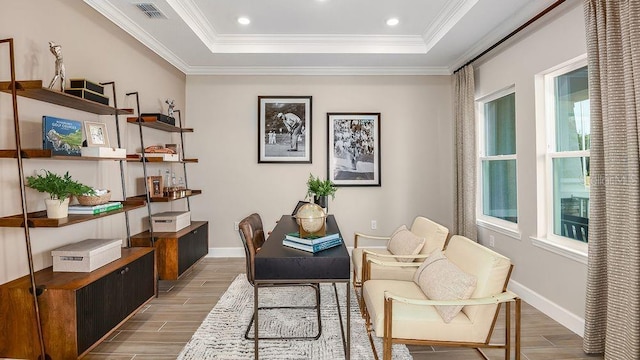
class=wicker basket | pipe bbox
[76,190,112,206]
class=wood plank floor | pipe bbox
[86,258,604,360]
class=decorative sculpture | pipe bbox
[47,41,65,91]
[165,99,175,118]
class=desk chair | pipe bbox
[238,213,322,340]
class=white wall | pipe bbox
[474,1,588,335]
[0,0,186,284]
[186,75,455,254]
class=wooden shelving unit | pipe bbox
[0,38,154,360]
[127,116,193,132]
[126,190,202,203]
[0,80,132,115]
[0,148,127,161]
[0,200,146,228]
[127,104,208,280]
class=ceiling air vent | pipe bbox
[135,3,167,19]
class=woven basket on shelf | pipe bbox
[76,190,111,206]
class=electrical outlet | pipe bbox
[371,220,377,230]
[234,221,240,231]
[489,235,495,247]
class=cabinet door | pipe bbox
[122,250,155,315]
[178,223,208,276]
[76,269,124,354]
[75,251,154,354]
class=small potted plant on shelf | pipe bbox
[305,173,337,210]
[26,170,94,219]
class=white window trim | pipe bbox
[534,54,589,260]
[476,85,519,232]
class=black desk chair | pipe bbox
[238,213,322,340]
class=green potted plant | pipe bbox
[26,170,94,218]
[305,173,337,209]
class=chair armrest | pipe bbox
[354,232,390,248]
[363,250,430,260]
[384,290,520,306]
[365,256,424,267]
[363,254,422,282]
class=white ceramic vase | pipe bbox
[45,198,70,219]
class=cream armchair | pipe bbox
[352,217,449,309]
[362,235,521,360]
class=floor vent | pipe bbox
[135,3,167,19]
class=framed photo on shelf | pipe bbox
[84,121,110,147]
[327,112,381,186]
[258,96,312,163]
[146,176,164,198]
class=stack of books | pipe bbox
[67,201,123,215]
[282,232,343,253]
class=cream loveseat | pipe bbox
[362,235,521,360]
[352,217,449,308]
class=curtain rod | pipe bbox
[454,0,567,74]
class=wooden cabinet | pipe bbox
[131,221,208,280]
[0,248,155,359]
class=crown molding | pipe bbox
[422,0,479,53]
[83,0,190,73]
[166,0,218,52]
[184,65,451,76]
[448,0,565,72]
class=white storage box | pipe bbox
[81,147,126,158]
[52,238,122,272]
[151,211,191,232]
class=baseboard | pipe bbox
[509,279,585,337]
[206,247,244,258]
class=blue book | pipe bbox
[42,116,83,156]
[285,232,341,245]
[282,237,343,253]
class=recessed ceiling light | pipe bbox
[237,17,250,25]
[386,18,399,26]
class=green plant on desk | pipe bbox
[306,173,337,200]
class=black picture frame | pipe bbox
[327,112,381,186]
[258,96,312,163]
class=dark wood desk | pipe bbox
[254,215,351,359]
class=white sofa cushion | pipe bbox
[386,225,425,262]
[413,250,477,323]
[363,279,488,343]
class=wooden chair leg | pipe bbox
[383,297,393,360]
[515,298,521,360]
[505,301,511,360]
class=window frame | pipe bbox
[476,85,519,234]
[535,55,589,258]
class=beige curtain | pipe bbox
[583,1,640,358]
[453,65,477,240]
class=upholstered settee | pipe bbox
[351,217,449,309]
[361,235,521,360]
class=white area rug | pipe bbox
[177,274,412,360]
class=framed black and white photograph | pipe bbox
[258,96,312,163]
[84,121,109,147]
[327,112,381,186]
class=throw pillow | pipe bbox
[413,250,477,323]
[386,225,425,263]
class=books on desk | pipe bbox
[67,201,123,215]
[285,232,341,245]
[283,232,342,253]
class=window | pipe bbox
[478,89,518,226]
[545,61,589,243]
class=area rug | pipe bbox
[177,274,412,360]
